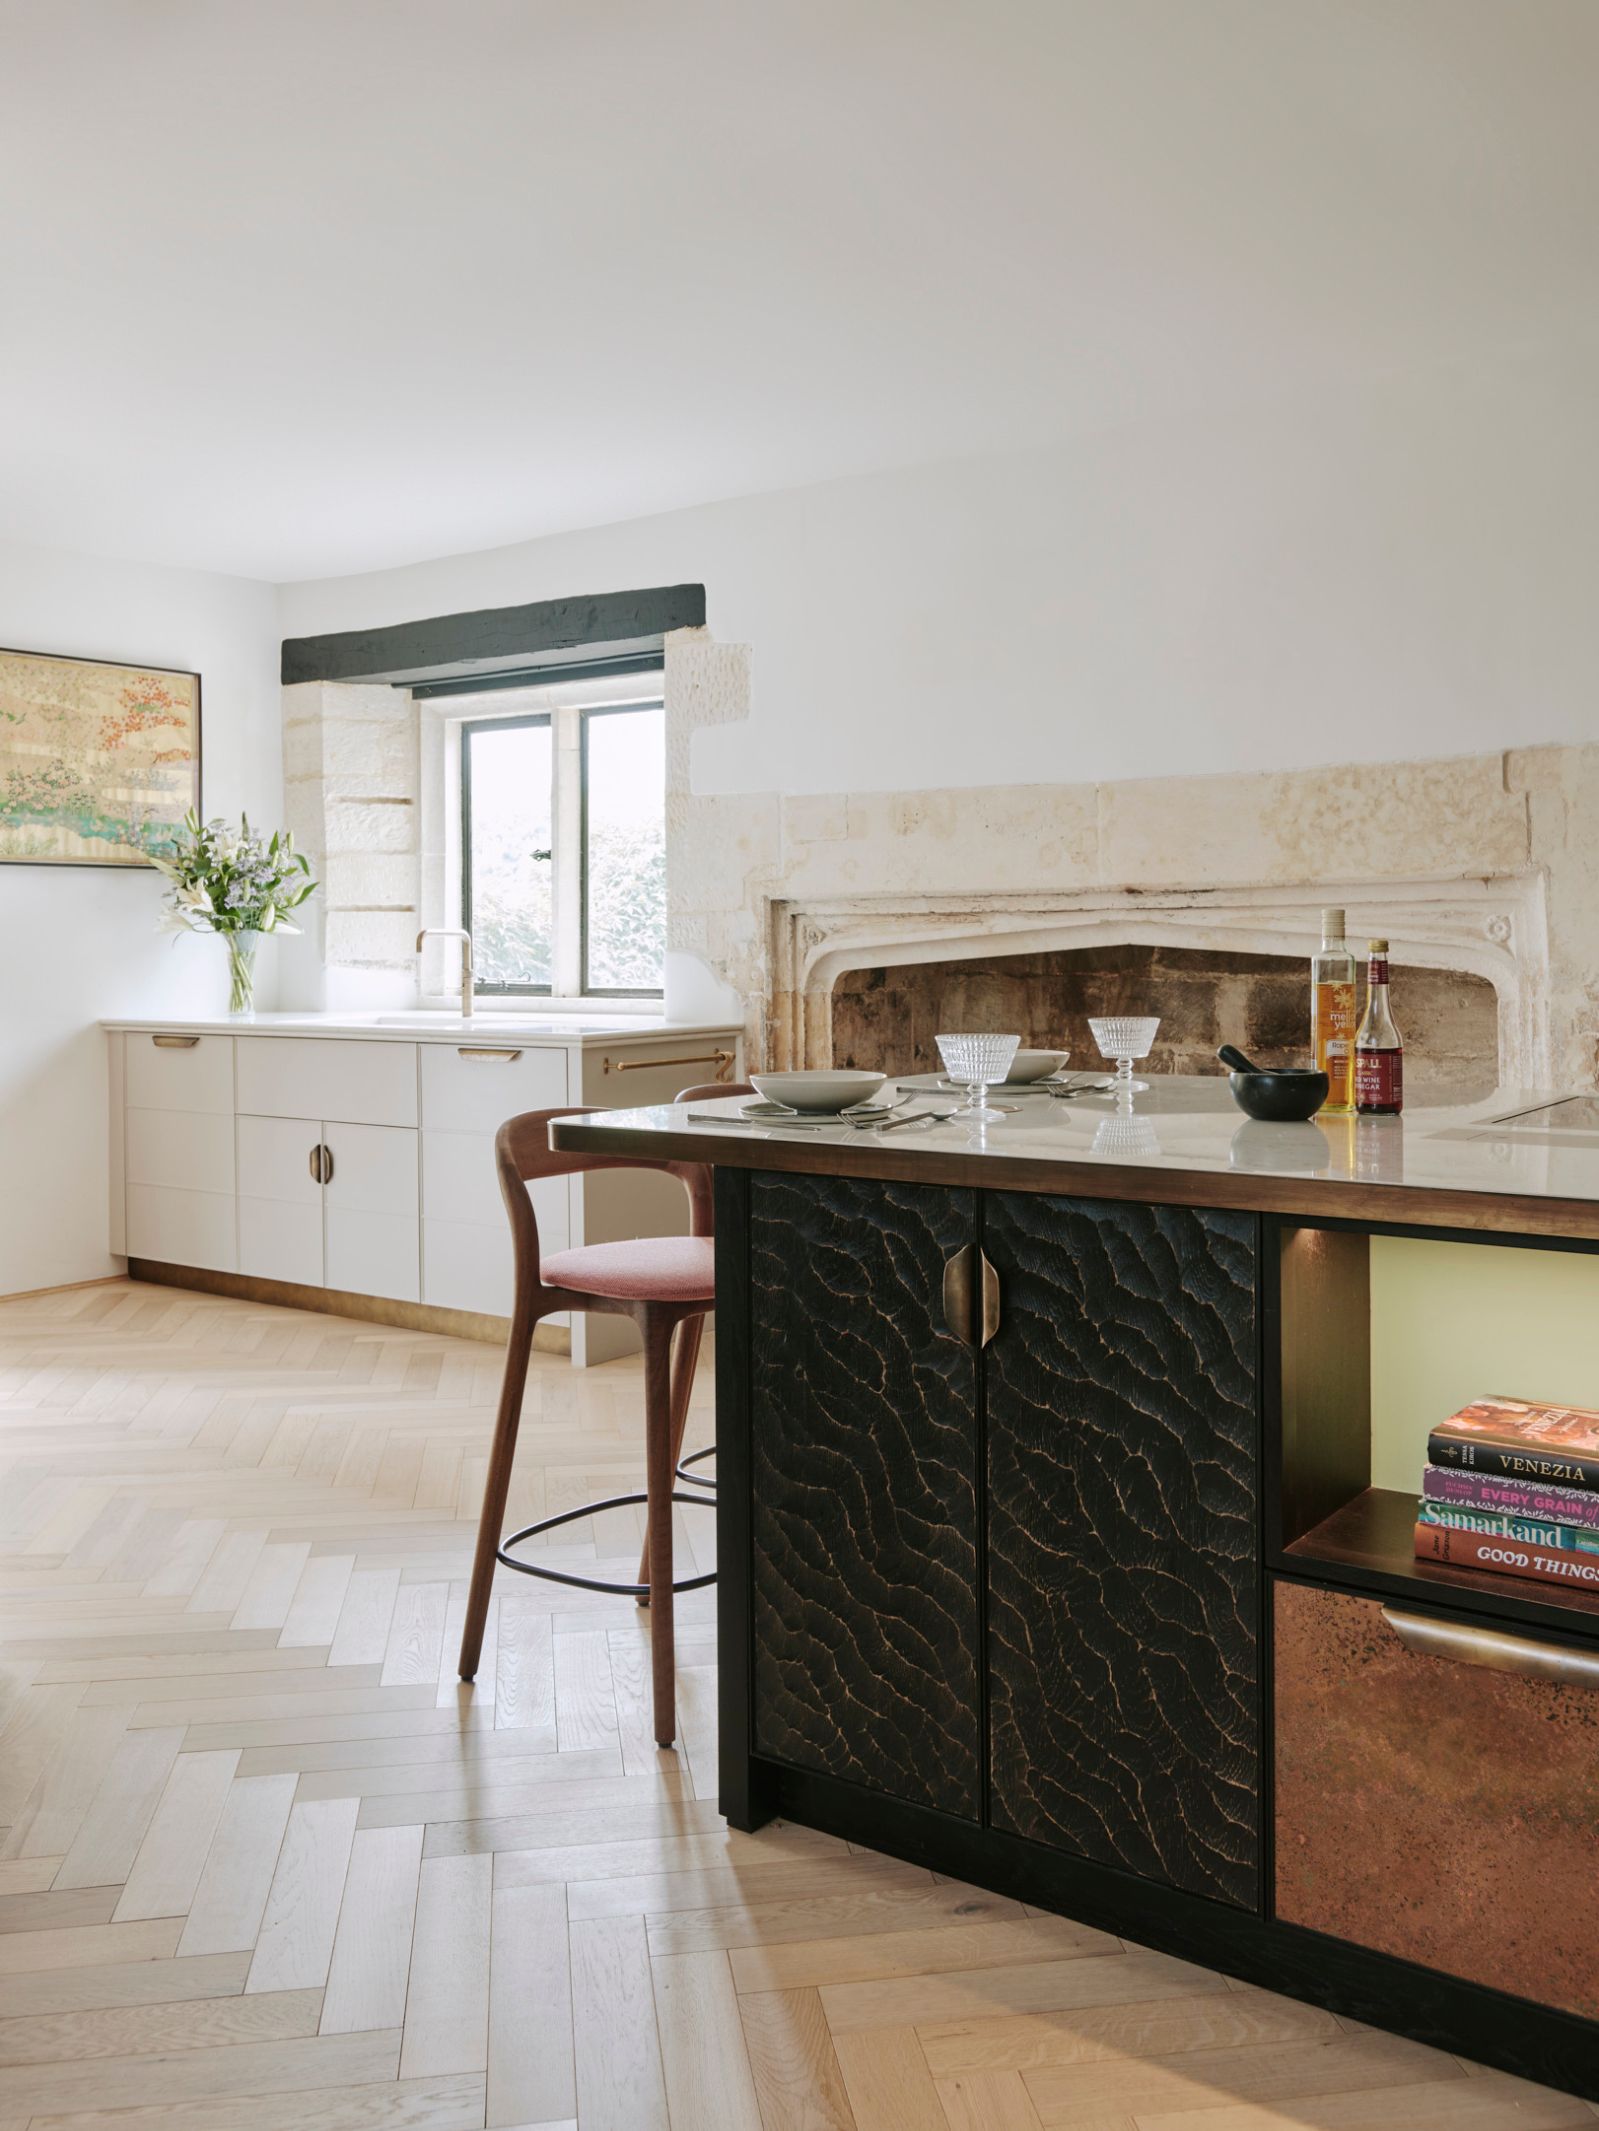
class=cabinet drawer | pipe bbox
[126,1184,237,1273]
[420,1043,567,1135]
[127,1107,234,1196]
[423,1218,514,1317]
[236,1038,418,1128]
[1274,1580,1599,2020]
[578,1038,738,1106]
[125,1032,234,1115]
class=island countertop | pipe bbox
[549,1075,1599,1239]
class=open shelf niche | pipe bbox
[1272,1219,1599,1632]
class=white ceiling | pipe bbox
[1,0,1595,582]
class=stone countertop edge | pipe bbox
[101,1013,743,1046]
[546,1076,1599,1232]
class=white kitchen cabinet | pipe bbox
[419,1043,569,1321]
[107,1017,743,1352]
[325,1124,419,1303]
[122,1032,237,1272]
[236,1036,418,1128]
[238,1114,324,1287]
[238,1114,420,1302]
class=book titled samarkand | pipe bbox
[1428,1397,1599,1494]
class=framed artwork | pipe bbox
[0,646,201,866]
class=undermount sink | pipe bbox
[373,1012,565,1031]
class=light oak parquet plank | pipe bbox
[1021,2032,1466,2126]
[0,1918,181,1979]
[831,2024,946,2131]
[486,1875,573,2128]
[0,1982,323,2066]
[177,1771,298,1958]
[397,1851,491,2079]
[0,2024,400,2119]
[246,1797,359,1995]
[1130,2072,1593,2131]
[738,1985,859,2131]
[328,1568,402,1668]
[730,1915,1118,1995]
[917,1988,1341,2078]
[653,1946,764,2131]
[573,1854,935,1925]
[0,1949,251,2018]
[114,1747,241,1920]
[570,1913,669,2131]
[937,2069,1047,2131]
[821,1951,1225,2038]
[321,1824,424,2037]
[280,1555,357,1649]
[52,1726,184,1891]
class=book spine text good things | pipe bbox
[1414,1521,1599,1589]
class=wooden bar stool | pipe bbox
[458,1080,752,1748]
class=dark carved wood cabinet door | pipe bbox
[747,1172,982,1819]
[984,1194,1261,1907]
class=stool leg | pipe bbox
[460,1298,538,1680]
[643,1309,679,1747]
[635,1311,706,1598]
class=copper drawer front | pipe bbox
[1274,1580,1599,2021]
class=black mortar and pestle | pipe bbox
[1217,1044,1329,1122]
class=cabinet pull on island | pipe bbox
[151,1034,200,1049]
[1382,1605,1599,1690]
[941,1243,1001,1347]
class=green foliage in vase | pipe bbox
[142,810,318,938]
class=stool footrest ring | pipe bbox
[675,1443,717,1491]
[498,1489,716,1598]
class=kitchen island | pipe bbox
[551,1077,1599,2099]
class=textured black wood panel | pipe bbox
[985,1194,1260,1907]
[748,1172,981,1818]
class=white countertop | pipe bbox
[550,1075,1599,1215]
[103,1011,742,1048]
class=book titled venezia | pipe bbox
[1427,1396,1599,1494]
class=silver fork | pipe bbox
[853,1105,961,1132]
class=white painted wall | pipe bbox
[281,352,1599,799]
[0,538,280,1294]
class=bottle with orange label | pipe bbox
[1311,906,1357,1113]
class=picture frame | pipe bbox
[0,645,202,867]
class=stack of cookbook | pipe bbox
[1414,1395,1599,1592]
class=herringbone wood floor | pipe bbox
[0,1278,1589,2131]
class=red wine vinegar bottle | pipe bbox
[1354,938,1403,1115]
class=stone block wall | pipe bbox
[281,681,420,1005]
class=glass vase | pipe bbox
[225,930,260,1018]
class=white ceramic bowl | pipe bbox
[1006,1050,1070,1083]
[750,1069,887,1114]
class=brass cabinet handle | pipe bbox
[309,1145,322,1184]
[151,1034,200,1049]
[978,1248,1001,1347]
[942,1246,1001,1348]
[457,1047,523,1061]
[1382,1606,1599,1690]
[321,1143,334,1185]
[603,1049,734,1079]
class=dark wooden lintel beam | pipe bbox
[280,583,706,687]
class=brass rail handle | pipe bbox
[457,1047,523,1061]
[1382,1606,1599,1690]
[151,1034,200,1049]
[602,1048,734,1079]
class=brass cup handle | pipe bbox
[151,1034,200,1049]
[308,1144,334,1186]
[942,1245,1001,1348]
[1382,1606,1599,1690]
[457,1047,523,1061]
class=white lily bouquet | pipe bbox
[148,810,318,1015]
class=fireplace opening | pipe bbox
[830,942,1498,1103]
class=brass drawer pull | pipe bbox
[942,1245,1001,1348]
[457,1047,523,1061]
[602,1048,734,1079]
[151,1034,200,1049]
[308,1143,335,1185]
[1382,1607,1599,1690]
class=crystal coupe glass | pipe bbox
[1088,1015,1160,1094]
[936,1032,1020,1123]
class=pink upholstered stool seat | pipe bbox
[539,1236,716,1304]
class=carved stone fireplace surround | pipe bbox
[663,630,1599,1104]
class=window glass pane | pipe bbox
[466,719,553,989]
[584,706,665,993]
